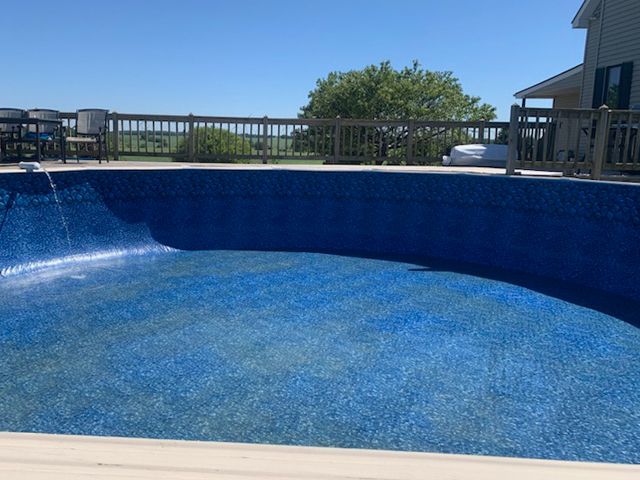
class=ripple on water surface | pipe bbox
[0,250,639,463]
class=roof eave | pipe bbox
[514,64,583,99]
[572,0,599,28]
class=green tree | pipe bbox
[296,61,496,164]
[300,60,495,121]
[177,127,253,162]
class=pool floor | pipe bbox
[0,250,639,463]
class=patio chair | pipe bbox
[0,108,25,161]
[25,109,64,161]
[0,108,25,133]
[65,109,109,163]
[26,109,60,137]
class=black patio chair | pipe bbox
[0,108,25,161]
[24,109,64,161]
[65,109,109,163]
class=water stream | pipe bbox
[41,167,72,249]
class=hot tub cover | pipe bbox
[442,144,508,167]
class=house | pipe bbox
[515,0,639,110]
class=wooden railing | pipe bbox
[506,105,640,179]
[59,112,508,165]
[30,108,640,179]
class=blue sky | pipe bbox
[2,0,585,120]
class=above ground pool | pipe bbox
[0,168,639,463]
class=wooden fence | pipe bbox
[59,112,508,165]
[506,105,640,179]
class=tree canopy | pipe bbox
[300,61,496,121]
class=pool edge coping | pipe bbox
[0,161,563,178]
[2,161,639,187]
[1,432,638,479]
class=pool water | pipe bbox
[1,250,639,463]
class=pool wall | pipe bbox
[0,169,639,301]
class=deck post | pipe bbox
[187,114,195,162]
[478,120,485,143]
[111,112,119,161]
[262,116,268,164]
[506,104,520,175]
[35,121,41,162]
[591,105,610,180]
[406,119,414,165]
[333,116,341,164]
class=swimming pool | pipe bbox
[0,168,639,463]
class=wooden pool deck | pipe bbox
[1,432,638,480]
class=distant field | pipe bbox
[112,130,326,164]
[119,156,174,162]
[121,156,325,165]
[114,132,297,155]
[114,132,181,155]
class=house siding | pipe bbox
[553,92,581,108]
[580,0,640,108]
[580,4,601,108]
